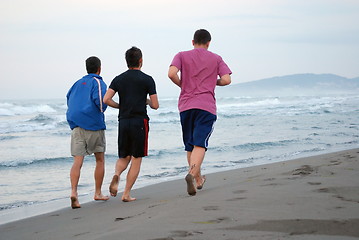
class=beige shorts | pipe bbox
[71,127,106,156]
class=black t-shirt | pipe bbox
[109,70,157,120]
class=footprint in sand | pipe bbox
[261,182,281,187]
[228,219,359,237]
[344,154,356,159]
[150,231,203,240]
[291,165,315,176]
[170,230,193,237]
[263,177,276,181]
[203,206,219,211]
[335,206,345,209]
[287,176,300,180]
[314,186,359,203]
[73,231,90,237]
[316,188,330,193]
[149,238,174,240]
[261,177,282,186]
[233,190,247,194]
[307,182,322,185]
[226,197,247,201]
[328,160,342,166]
[193,217,231,224]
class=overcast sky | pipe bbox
[1,0,358,99]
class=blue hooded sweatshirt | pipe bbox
[66,74,107,130]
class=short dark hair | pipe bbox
[86,56,101,74]
[125,47,142,68]
[193,29,211,45]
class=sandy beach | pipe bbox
[1,148,358,240]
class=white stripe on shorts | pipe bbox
[204,120,216,148]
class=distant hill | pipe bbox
[216,73,359,97]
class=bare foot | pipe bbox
[185,174,196,196]
[122,196,136,202]
[109,175,119,197]
[70,196,81,209]
[94,194,109,201]
[197,175,206,190]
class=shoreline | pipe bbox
[0,147,353,225]
[1,148,359,239]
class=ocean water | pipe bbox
[0,94,358,216]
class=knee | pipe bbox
[95,158,105,167]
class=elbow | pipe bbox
[168,73,176,82]
[103,96,114,106]
[226,78,232,85]
[225,75,232,85]
[168,67,179,81]
[152,104,159,110]
[222,75,231,86]
[103,97,110,105]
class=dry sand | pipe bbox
[1,148,358,240]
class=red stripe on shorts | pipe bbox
[143,119,149,156]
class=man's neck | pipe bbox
[194,44,208,49]
[193,41,210,49]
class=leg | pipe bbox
[188,146,206,186]
[93,152,109,201]
[185,146,206,196]
[187,150,202,179]
[109,156,131,197]
[182,110,216,195]
[187,151,191,167]
[70,156,84,208]
[122,157,142,202]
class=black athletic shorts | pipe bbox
[118,118,149,158]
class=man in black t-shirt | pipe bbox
[104,46,159,202]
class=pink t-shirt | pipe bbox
[170,48,232,115]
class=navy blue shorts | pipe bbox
[180,109,217,151]
[118,118,149,158]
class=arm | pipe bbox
[168,66,181,87]
[217,74,231,86]
[103,88,120,109]
[147,94,159,110]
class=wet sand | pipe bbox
[1,148,358,240]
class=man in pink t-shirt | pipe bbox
[168,29,232,196]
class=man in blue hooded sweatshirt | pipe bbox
[66,56,109,209]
